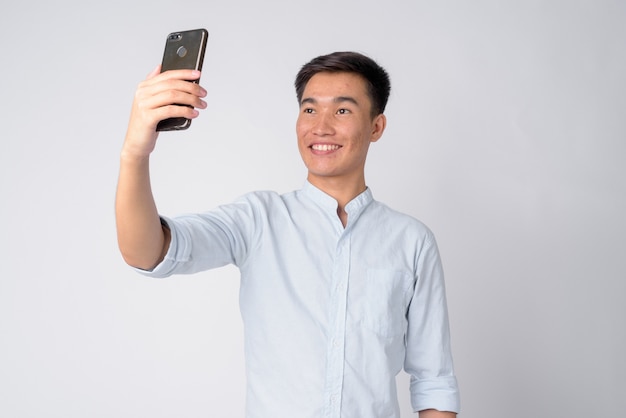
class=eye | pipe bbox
[303,108,315,114]
[337,108,351,115]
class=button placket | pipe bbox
[323,232,351,418]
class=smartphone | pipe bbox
[156,28,209,131]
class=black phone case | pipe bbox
[156,28,208,131]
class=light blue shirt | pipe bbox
[139,181,460,417]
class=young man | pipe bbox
[116,51,460,417]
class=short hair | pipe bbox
[295,51,391,117]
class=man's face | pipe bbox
[296,71,386,188]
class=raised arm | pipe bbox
[419,409,456,418]
[115,66,207,270]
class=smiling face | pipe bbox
[296,71,386,191]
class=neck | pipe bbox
[307,174,366,226]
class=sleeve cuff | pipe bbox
[132,216,179,278]
[410,376,461,414]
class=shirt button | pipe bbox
[330,394,338,404]
[333,339,341,348]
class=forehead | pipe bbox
[302,71,370,99]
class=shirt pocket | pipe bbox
[357,268,414,339]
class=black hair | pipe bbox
[295,51,391,117]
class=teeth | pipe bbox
[312,144,340,151]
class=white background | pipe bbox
[1,1,624,417]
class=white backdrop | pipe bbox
[1,1,624,417]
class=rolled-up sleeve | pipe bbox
[134,196,259,278]
[404,232,460,413]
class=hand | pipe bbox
[122,66,208,159]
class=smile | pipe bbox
[311,144,341,151]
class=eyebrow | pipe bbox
[300,96,360,107]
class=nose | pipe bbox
[312,112,335,136]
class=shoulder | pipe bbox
[227,189,302,219]
[367,200,436,243]
[235,189,282,203]
[234,189,297,208]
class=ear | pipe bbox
[370,114,387,143]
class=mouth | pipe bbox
[310,143,341,152]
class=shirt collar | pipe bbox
[302,180,374,226]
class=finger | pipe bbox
[147,89,207,111]
[146,64,162,79]
[138,71,205,97]
[160,68,201,81]
[133,87,207,127]
[137,78,207,106]
[145,69,201,86]
[156,104,201,121]
[142,104,201,131]
[130,95,203,134]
